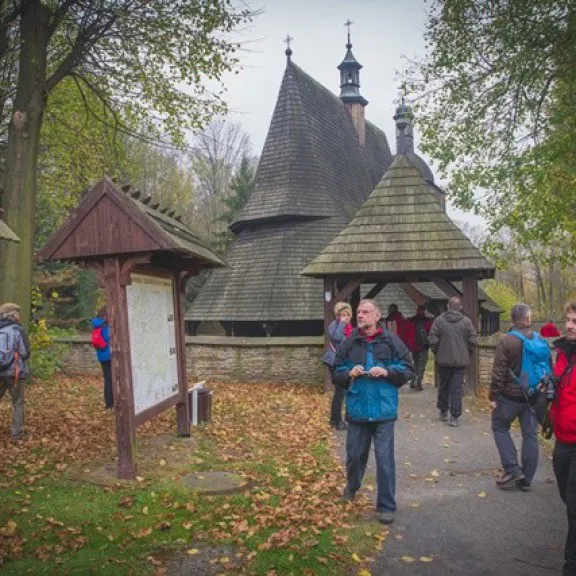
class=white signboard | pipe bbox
[126,273,179,415]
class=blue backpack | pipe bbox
[509,330,552,395]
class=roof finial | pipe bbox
[344,18,353,48]
[284,34,293,59]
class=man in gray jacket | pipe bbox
[428,297,478,427]
[0,302,31,440]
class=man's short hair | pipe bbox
[566,302,576,315]
[359,299,381,316]
[448,297,461,310]
[388,303,398,313]
[511,303,531,323]
[0,302,20,319]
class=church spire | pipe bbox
[284,34,293,61]
[394,89,414,154]
[337,20,368,106]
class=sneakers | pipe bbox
[449,416,459,427]
[378,511,395,524]
[331,421,348,430]
[341,487,356,502]
[439,410,448,422]
[496,472,523,490]
[516,477,531,492]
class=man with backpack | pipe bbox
[408,305,432,391]
[0,303,31,440]
[490,303,551,491]
[91,307,113,409]
[550,302,576,576]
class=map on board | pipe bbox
[126,273,179,415]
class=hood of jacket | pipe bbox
[92,317,106,329]
[0,318,18,330]
[554,336,576,357]
[443,310,465,323]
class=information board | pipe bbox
[126,273,179,415]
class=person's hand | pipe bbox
[489,401,497,410]
[349,365,365,378]
[339,312,351,324]
[369,366,389,378]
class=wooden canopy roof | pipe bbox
[302,155,495,280]
[39,176,224,271]
[0,209,19,242]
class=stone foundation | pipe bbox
[56,335,499,389]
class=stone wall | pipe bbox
[56,335,500,390]
[57,335,325,386]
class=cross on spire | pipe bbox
[284,34,293,59]
[344,19,353,46]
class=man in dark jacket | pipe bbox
[408,305,433,391]
[332,299,415,525]
[489,303,545,491]
[428,296,477,427]
[0,302,31,440]
[551,302,576,576]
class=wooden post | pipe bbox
[462,275,479,395]
[323,278,336,392]
[102,258,138,479]
[174,273,190,437]
[350,286,360,326]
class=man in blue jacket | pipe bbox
[333,299,415,524]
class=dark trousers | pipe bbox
[101,360,113,409]
[553,442,576,576]
[346,421,396,512]
[412,349,428,388]
[436,366,465,418]
[330,385,345,425]
[491,396,538,483]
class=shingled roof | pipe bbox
[189,59,392,322]
[302,155,495,280]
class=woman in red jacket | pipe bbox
[551,302,576,576]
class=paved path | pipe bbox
[336,385,566,575]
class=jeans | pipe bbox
[330,385,345,425]
[346,421,396,512]
[0,377,25,437]
[412,349,428,388]
[553,442,576,576]
[491,396,538,483]
[101,360,114,409]
[437,366,465,418]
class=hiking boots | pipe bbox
[378,511,395,524]
[449,416,459,427]
[496,472,524,490]
[516,477,532,492]
[439,410,449,422]
[341,488,356,503]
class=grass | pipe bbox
[0,376,384,575]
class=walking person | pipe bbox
[91,307,113,409]
[333,299,415,524]
[490,303,550,491]
[0,303,31,440]
[322,302,354,430]
[428,296,477,427]
[551,302,576,575]
[408,305,432,391]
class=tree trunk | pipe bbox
[0,1,51,326]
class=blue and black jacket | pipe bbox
[332,328,415,423]
[91,317,111,363]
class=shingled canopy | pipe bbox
[0,208,19,242]
[39,176,224,478]
[188,55,393,337]
[302,155,496,392]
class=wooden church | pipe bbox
[187,37,499,337]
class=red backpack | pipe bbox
[91,326,107,350]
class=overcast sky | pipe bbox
[215,0,484,228]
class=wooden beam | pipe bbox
[400,283,428,307]
[462,275,479,395]
[174,272,191,437]
[334,278,363,303]
[364,283,386,300]
[432,278,461,298]
[323,278,336,392]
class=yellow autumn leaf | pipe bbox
[478,491,487,498]
[186,549,200,555]
[402,556,416,563]
[431,470,440,477]
[358,570,372,576]
[351,552,362,562]
[420,556,434,562]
